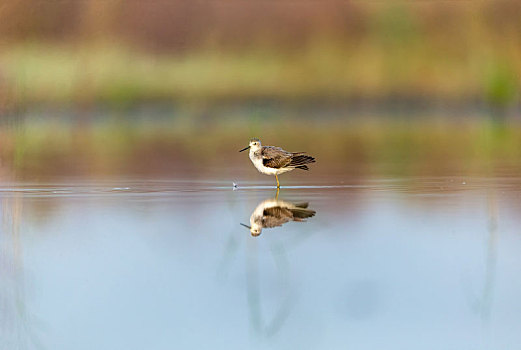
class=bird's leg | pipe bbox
[276,174,280,188]
[275,187,280,200]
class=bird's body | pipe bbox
[240,139,315,187]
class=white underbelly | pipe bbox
[251,157,291,175]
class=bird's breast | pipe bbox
[250,156,267,172]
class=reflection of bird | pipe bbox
[239,138,316,188]
[242,198,316,236]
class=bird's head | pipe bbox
[239,138,262,153]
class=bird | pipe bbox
[241,198,316,236]
[239,138,316,188]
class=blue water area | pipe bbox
[1,178,521,349]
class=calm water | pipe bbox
[1,176,521,349]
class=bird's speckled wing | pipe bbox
[262,146,292,169]
[262,207,293,228]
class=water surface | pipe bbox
[2,175,521,349]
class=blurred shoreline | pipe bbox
[0,0,519,179]
[1,109,521,181]
[2,0,519,111]
[1,42,518,111]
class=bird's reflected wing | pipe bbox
[289,207,316,221]
[262,146,292,169]
[262,207,292,228]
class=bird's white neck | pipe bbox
[249,146,261,160]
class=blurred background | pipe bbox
[0,0,519,180]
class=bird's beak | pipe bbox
[240,223,251,229]
[239,146,250,152]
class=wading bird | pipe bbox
[239,138,316,188]
[241,198,316,236]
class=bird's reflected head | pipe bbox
[249,216,263,236]
[250,224,262,237]
[240,222,262,236]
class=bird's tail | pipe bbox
[290,153,316,169]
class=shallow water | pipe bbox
[1,176,521,349]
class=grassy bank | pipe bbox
[1,41,519,108]
[2,116,521,180]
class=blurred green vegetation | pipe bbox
[2,116,521,180]
[484,61,520,108]
[0,1,519,108]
